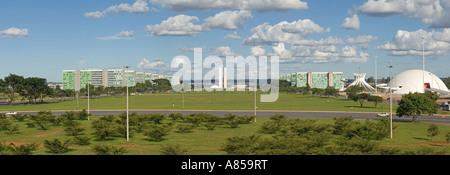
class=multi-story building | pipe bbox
[280,72,344,90]
[62,69,174,91]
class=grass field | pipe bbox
[0,93,397,113]
[1,115,449,155]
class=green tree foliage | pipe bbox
[143,124,172,142]
[44,139,72,154]
[91,115,119,141]
[427,124,439,141]
[4,74,25,103]
[160,144,189,155]
[396,92,440,123]
[26,111,56,130]
[345,85,365,101]
[368,95,383,108]
[152,79,172,92]
[19,77,51,104]
[324,86,339,97]
[91,144,127,155]
[355,93,370,108]
[0,143,39,155]
[225,115,397,155]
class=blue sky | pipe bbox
[1,0,449,82]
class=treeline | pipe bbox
[0,73,173,104]
[0,74,56,104]
[279,80,340,97]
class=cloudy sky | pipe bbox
[1,0,449,82]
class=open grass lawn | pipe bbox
[0,93,397,113]
[1,116,449,155]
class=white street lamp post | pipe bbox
[254,74,257,123]
[422,36,425,93]
[87,82,90,120]
[124,66,130,142]
[388,65,393,139]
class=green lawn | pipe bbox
[0,93,396,113]
[1,116,449,155]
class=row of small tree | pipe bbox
[224,114,450,155]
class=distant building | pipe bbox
[280,72,344,90]
[62,69,176,91]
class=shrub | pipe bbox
[91,116,118,141]
[203,121,218,130]
[4,124,19,135]
[91,144,127,155]
[0,118,12,131]
[160,144,189,155]
[333,116,354,135]
[76,109,89,120]
[12,113,28,122]
[336,117,390,140]
[427,124,439,141]
[143,124,172,142]
[259,114,288,134]
[183,114,203,127]
[148,113,166,124]
[238,115,255,124]
[176,124,196,133]
[73,136,91,146]
[223,113,241,128]
[6,143,39,155]
[44,139,72,154]
[168,113,183,121]
[259,121,281,134]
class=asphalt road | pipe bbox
[15,109,450,125]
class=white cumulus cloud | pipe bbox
[376,29,450,57]
[149,0,308,12]
[341,14,360,30]
[243,19,327,46]
[250,46,266,56]
[0,27,29,38]
[85,0,150,18]
[212,46,237,56]
[203,10,252,31]
[357,0,450,28]
[145,14,203,36]
[224,32,241,39]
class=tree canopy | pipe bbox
[396,92,440,123]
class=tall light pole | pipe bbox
[375,56,377,93]
[254,72,257,123]
[124,66,130,142]
[87,82,90,120]
[388,65,393,139]
[422,36,425,93]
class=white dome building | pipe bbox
[387,69,449,95]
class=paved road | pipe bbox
[15,109,450,125]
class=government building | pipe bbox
[62,69,175,91]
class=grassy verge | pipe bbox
[1,114,449,155]
[0,93,396,113]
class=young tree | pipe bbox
[345,85,364,100]
[368,95,383,108]
[427,124,439,142]
[396,92,440,123]
[352,93,369,108]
